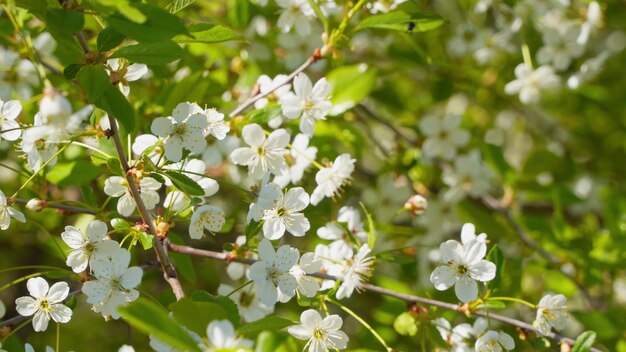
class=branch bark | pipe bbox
[106,115,185,300]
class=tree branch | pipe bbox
[166,242,602,352]
[106,115,185,300]
[229,50,322,118]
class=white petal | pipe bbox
[241,124,266,147]
[151,117,176,137]
[49,304,72,323]
[15,296,37,316]
[86,220,108,242]
[454,275,478,303]
[47,282,69,303]
[430,265,458,291]
[27,277,49,299]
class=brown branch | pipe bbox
[229,50,323,118]
[167,242,602,352]
[107,115,185,300]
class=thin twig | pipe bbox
[106,115,185,300]
[229,51,322,117]
[166,242,602,352]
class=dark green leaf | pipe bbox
[45,9,85,34]
[107,4,189,43]
[97,26,126,52]
[77,65,110,102]
[63,63,84,80]
[106,157,124,176]
[97,85,136,132]
[118,298,202,352]
[238,316,294,336]
[354,11,444,33]
[572,331,597,352]
[189,291,240,327]
[161,170,204,196]
[171,298,230,336]
[112,41,184,65]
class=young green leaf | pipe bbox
[572,331,597,352]
[238,316,295,336]
[112,41,184,65]
[354,11,444,33]
[173,23,243,44]
[97,26,126,53]
[107,4,189,43]
[161,170,204,196]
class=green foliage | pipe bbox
[160,170,205,196]
[118,298,202,352]
[45,160,103,186]
[97,27,126,53]
[239,316,295,336]
[354,11,444,33]
[326,64,377,115]
[174,23,243,44]
[112,41,185,65]
[393,312,418,336]
[572,331,597,352]
[107,4,189,43]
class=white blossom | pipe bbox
[189,205,225,239]
[230,124,290,179]
[533,294,568,335]
[262,187,310,240]
[104,176,162,217]
[15,277,72,332]
[249,239,299,306]
[247,174,282,223]
[273,133,317,187]
[336,244,374,299]
[279,252,322,302]
[151,102,208,162]
[288,309,349,352]
[310,153,355,206]
[217,284,273,322]
[276,0,315,36]
[442,150,493,202]
[205,320,253,351]
[504,63,560,104]
[61,220,118,273]
[419,114,470,160]
[0,99,22,141]
[475,330,515,352]
[537,26,584,71]
[202,108,229,140]
[0,189,25,230]
[82,248,143,320]
[105,58,148,96]
[281,73,332,137]
[430,238,496,303]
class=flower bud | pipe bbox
[26,198,47,212]
[404,195,428,215]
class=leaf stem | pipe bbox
[487,296,537,309]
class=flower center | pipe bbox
[175,123,187,135]
[313,328,326,341]
[39,299,51,313]
[456,265,468,275]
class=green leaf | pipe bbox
[354,11,444,33]
[45,160,103,186]
[107,4,189,43]
[359,202,377,249]
[136,231,154,250]
[111,218,132,229]
[161,170,204,196]
[45,9,85,34]
[244,104,282,124]
[15,0,47,11]
[77,65,110,102]
[173,23,242,44]
[245,220,262,238]
[189,291,240,327]
[97,26,126,52]
[118,298,202,352]
[106,157,124,176]
[112,41,184,65]
[160,0,196,13]
[63,64,84,80]
[172,298,227,336]
[326,64,377,115]
[238,316,294,336]
[486,244,504,292]
[97,85,136,132]
[572,331,597,352]
[393,312,418,336]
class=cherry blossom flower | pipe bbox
[0,189,25,230]
[189,205,225,239]
[442,150,493,202]
[433,317,488,351]
[276,0,315,36]
[0,99,22,141]
[310,154,355,206]
[249,239,299,306]
[105,58,148,96]
[202,108,229,140]
[15,277,72,332]
[419,113,470,160]
[218,284,273,322]
[281,73,332,137]
[104,176,162,217]
[288,309,349,352]
[475,330,515,352]
[61,220,118,273]
[230,123,290,179]
[205,320,253,350]
[537,26,584,71]
[151,102,208,162]
[430,238,496,303]
[533,294,568,335]
[274,133,317,187]
[247,174,282,223]
[82,248,143,320]
[336,244,374,299]
[262,187,310,240]
[504,63,560,104]
[279,252,322,302]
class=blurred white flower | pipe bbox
[15,277,72,332]
[0,99,22,141]
[442,150,493,202]
[205,320,253,350]
[276,0,315,36]
[0,189,25,230]
[504,63,560,104]
[288,309,349,352]
[419,114,470,160]
[537,26,584,71]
